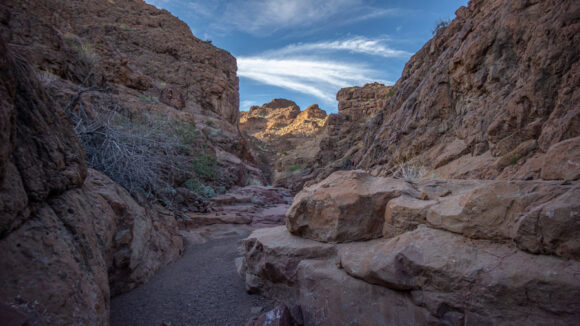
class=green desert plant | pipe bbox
[286,164,301,174]
[191,154,217,180]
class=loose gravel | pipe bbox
[110,230,274,326]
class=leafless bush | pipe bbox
[67,93,205,204]
[396,162,427,182]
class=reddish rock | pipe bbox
[541,136,580,181]
[286,170,419,242]
[160,86,186,110]
[339,226,580,325]
[0,34,182,325]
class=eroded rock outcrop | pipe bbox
[351,0,580,180]
[5,0,264,208]
[0,32,182,325]
[239,173,580,325]
[240,99,328,187]
[286,170,419,242]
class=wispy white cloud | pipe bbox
[238,57,391,104]
[237,36,404,103]
[240,100,259,109]
[265,36,411,58]
[214,0,399,36]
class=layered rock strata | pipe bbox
[238,170,580,325]
[240,99,328,187]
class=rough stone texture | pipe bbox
[541,136,580,181]
[339,226,580,325]
[238,226,336,299]
[159,86,186,110]
[351,0,580,179]
[239,1,580,325]
[241,176,580,325]
[4,0,262,199]
[179,186,292,228]
[515,184,580,260]
[277,83,395,193]
[286,170,419,242]
[296,260,437,326]
[336,82,393,120]
[0,32,183,325]
[240,99,328,186]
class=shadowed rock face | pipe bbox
[4,0,264,199]
[238,0,580,325]
[0,8,185,326]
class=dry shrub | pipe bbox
[67,93,213,205]
[396,162,427,182]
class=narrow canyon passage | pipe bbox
[110,226,275,326]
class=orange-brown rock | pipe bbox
[0,33,182,325]
[352,0,579,179]
[240,99,328,187]
[278,83,395,193]
[540,136,580,181]
[336,82,393,120]
[4,0,263,201]
[240,177,580,325]
[339,226,580,325]
[286,170,419,242]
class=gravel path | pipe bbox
[110,228,274,326]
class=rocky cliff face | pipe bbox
[354,0,579,179]
[269,83,393,193]
[0,26,182,325]
[238,0,580,325]
[5,0,263,209]
[240,99,328,187]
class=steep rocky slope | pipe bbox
[238,0,580,325]
[240,99,328,186]
[0,25,182,325]
[0,0,268,324]
[5,0,264,211]
[353,0,579,179]
[269,83,394,192]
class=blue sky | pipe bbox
[145,0,467,113]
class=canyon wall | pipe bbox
[0,29,182,324]
[0,0,262,324]
[6,0,264,209]
[238,0,580,325]
[240,99,328,188]
[354,0,579,179]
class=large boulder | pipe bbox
[339,226,580,325]
[238,226,336,299]
[286,171,420,242]
[541,136,580,181]
[286,170,420,242]
[381,179,578,260]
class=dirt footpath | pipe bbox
[110,226,274,326]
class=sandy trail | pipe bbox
[110,226,274,326]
